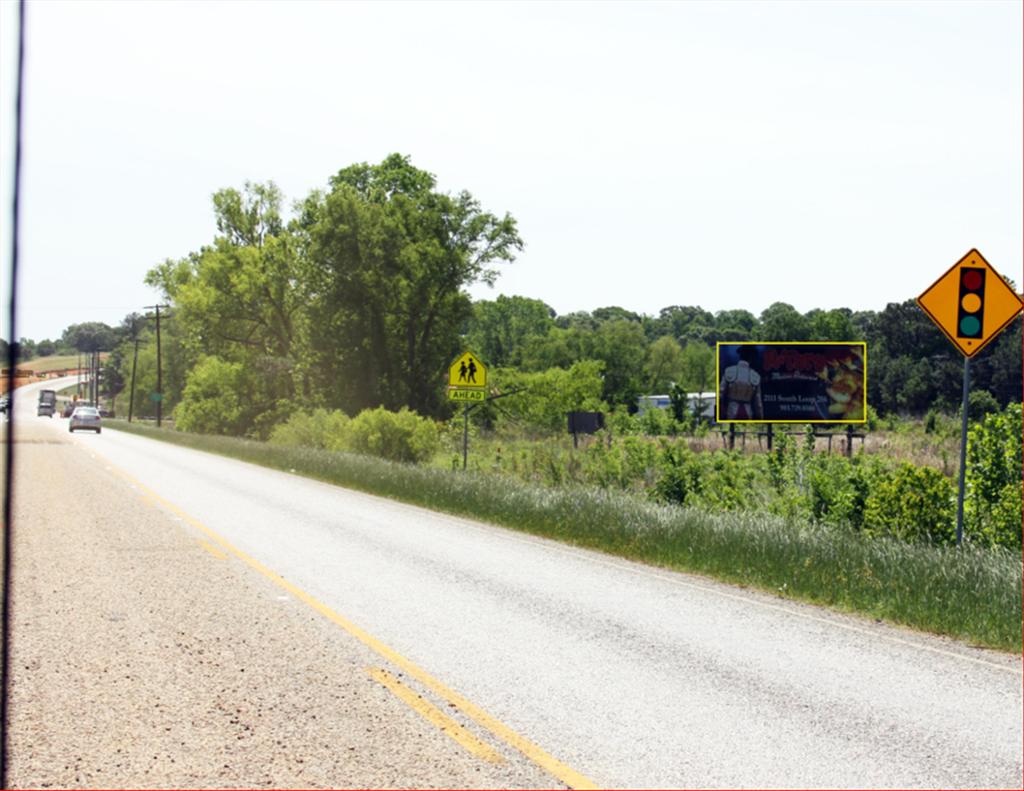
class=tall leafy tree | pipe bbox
[644,335,685,393]
[466,295,555,368]
[303,154,522,416]
[758,302,811,341]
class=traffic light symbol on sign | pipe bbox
[956,267,985,339]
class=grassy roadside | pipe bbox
[107,419,1022,653]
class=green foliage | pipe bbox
[304,154,522,417]
[466,296,555,368]
[966,389,1000,421]
[965,403,1022,549]
[268,408,351,452]
[492,360,607,433]
[805,454,882,530]
[174,356,249,436]
[643,335,685,393]
[863,463,956,545]
[345,406,440,464]
[678,342,715,393]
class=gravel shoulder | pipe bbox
[4,415,557,789]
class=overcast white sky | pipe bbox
[1,0,1021,342]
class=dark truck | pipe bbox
[37,389,56,417]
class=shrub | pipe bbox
[652,444,702,505]
[346,406,440,464]
[269,408,351,451]
[806,454,882,531]
[491,360,607,433]
[965,403,1022,549]
[966,389,1001,422]
[174,356,248,436]
[863,463,956,544]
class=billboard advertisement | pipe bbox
[716,343,867,423]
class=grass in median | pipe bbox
[107,419,1022,653]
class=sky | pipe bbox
[1,0,1021,342]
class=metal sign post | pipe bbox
[954,357,970,546]
[917,249,1023,547]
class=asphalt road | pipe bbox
[5,379,1022,788]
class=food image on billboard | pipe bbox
[716,343,867,423]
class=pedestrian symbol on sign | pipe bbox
[448,352,486,388]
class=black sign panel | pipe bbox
[716,343,866,423]
[567,411,605,434]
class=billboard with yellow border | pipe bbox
[716,342,867,423]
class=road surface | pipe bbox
[4,379,1022,788]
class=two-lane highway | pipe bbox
[6,380,1022,788]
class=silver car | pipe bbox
[69,406,102,434]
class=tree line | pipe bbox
[6,154,1020,435]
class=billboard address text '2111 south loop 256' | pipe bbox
[716,343,867,424]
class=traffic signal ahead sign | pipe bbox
[917,249,1023,358]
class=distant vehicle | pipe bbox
[63,400,92,417]
[636,391,716,421]
[69,406,101,434]
[38,388,57,417]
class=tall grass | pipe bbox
[108,420,1022,652]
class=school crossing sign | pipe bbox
[448,352,487,402]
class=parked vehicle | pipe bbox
[69,406,102,433]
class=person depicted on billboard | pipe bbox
[720,345,764,420]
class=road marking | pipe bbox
[366,667,504,764]
[105,462,599,790]
[197,539,228,560]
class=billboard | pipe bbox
[716,343,866,423]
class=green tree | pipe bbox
[758,302,810,341]
[146,182,310,418]
[61,322,117,353]
[587,319,648,407]
[714,308,758,338]
[678,342,715,393]
[519,326,588,371]
[303,154,522,417]
[645,335,685,393]
[491,360,607,432]
[174,355,250,435]
[806,308,856,341]
[465,295,555,368]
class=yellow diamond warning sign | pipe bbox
[448,352,486,388]
[917,249,1023,358]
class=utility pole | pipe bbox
[145,305,169,427]
[128,338,139,423]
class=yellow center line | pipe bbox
[197,539,228,560]
[367,667,504,764]
[111,463,599,790]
